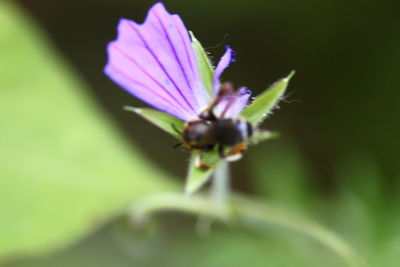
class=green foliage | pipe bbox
[4,224,331,267]
[248,131,279,144]
[129,192,367,267]
[185,151,220,194]
[241,71,295,126]
[124,107,184,139]
[190,31,214,96]
[0,1,176,262]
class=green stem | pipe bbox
[130,192,368,267]
[232,196,368,267]
[211,160,230,217]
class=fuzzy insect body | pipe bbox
[181,86,254,163]
[183,117,252,148]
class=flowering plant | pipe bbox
[103,7,365,265]
[105,2,293,194]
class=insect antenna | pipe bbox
[171,142,183,150]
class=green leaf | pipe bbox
[241,71,295,125]
[185,151,221,195]
[190,31,214,96]
[249,130,279,144]
[0,1,177,262]
[124,106,184,140]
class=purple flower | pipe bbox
[104,2,250,121]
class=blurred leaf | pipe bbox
[241,71,295,125]
[8,221,324,267]
[129,192,368,267]
[0,1,176,262]
[124,106,184,140]
[190,31,214,96]
[184,151,220,195]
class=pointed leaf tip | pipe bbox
[124,106,184,139]
[241,71,294,125]
[284,70,296,83]
[124,106,141,114]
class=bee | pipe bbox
[174,83,254,168]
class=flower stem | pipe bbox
[211,160,230,217]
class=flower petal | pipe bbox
[226,87,251,117]
[105,3,208,121]
[213,87,251,118]
[212,45,236,96]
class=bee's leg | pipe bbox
[225,144,248,162]
[199,109,217,122]
[218,82,234,96]
[194,153,213,170]
[201,144,215,152]
[171,123,183,135]
[193,146,215,169]
[218,145,226,158]
[199,83,234,121]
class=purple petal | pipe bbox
[213,87,251,118]
[104,3,208,121]
[212,46,236,97]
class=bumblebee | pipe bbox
[175,83,254,167]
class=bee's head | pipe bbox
[182,120,215,148]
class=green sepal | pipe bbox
[124,106,184,140]
[190,31,214,96]
[249,130,279,145]
[185,150,221,195]
[241,71,295,125]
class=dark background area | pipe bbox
[16,0,400,194]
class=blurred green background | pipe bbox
[1,0,400,266]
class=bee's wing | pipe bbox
[105,3,209,121]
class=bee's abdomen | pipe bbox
[213,118,253,146]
